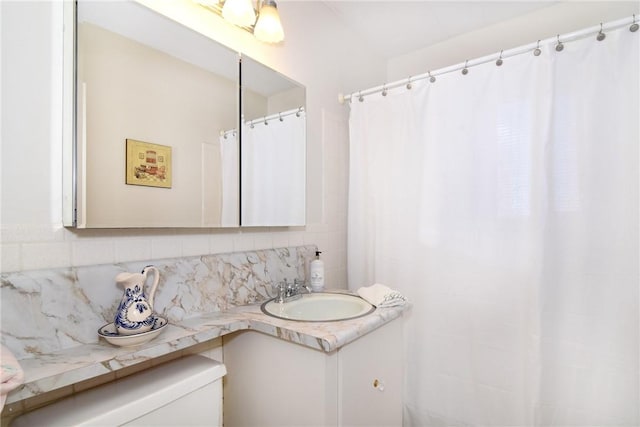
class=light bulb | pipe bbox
[222,0,256,27]
[254,0,284,43]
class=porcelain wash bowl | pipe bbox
[261,292,375,322]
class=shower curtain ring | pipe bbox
[382,85,388,96]
[555,35,564,52]
[462,60,469,75]
[597,23,606,41]
[496,50,504,66]
[279,113,283,122]
[631,14,639,32]
[428,71,436,83]
[533,40,542,56]
[406,76,413,90]
[358,92,364,102]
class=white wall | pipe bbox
[0,1,386,288]
[387,1,639,81]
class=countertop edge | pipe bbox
[6,303,409,404]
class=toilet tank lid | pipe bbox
[11,355,226,427]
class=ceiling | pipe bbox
[322,1,559,59]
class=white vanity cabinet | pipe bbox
[222,318,403,427]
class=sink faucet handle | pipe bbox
[286,280,296,295]
[295,278,312,294]
[274,281,287,302]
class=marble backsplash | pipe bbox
[0,245,317,360]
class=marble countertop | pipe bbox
[8,300,407,404]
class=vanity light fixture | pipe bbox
[195,0,285,43]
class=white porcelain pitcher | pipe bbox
[114,265,160,335]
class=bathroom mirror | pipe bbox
[75,0,239,228]
[71,0,306,228]
[240,56,306,226]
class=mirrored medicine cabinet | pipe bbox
[64,0,306,228]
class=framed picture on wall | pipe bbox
[125,139,172,188]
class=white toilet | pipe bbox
[12,355,226,426]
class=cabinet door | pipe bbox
[338,319,403,426]
[223,330,338,427]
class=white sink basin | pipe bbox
[261,292,375,322]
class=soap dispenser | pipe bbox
[310,251,325,292]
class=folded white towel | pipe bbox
[357,283,407,308]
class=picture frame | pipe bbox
[125,139,172,188]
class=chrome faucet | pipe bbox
[274,279,311,303]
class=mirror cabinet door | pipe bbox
[76,1,239,228]
[240,55,306,227]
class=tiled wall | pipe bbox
[0,226,348,287]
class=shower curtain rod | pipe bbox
[245,106,305,127]
[338,15,637,104]
[219,106,305,138]
[220,128,237,138]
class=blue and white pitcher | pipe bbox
[114,265,160,335]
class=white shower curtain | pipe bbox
[241,110,306,226]
[348,24,638,426]
[220,132,239,227]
